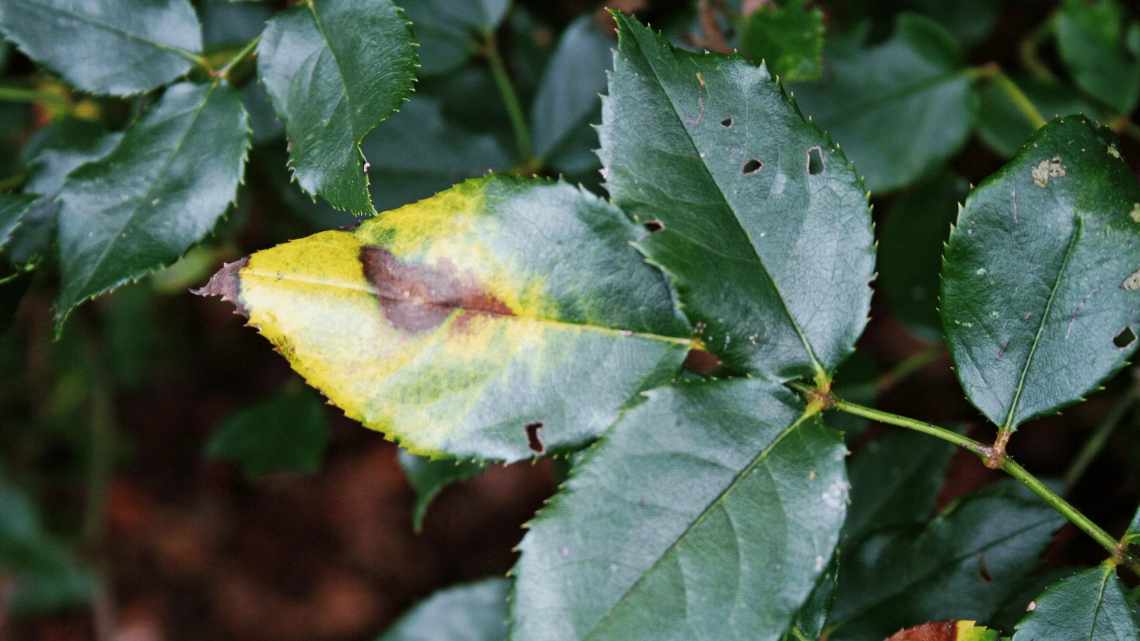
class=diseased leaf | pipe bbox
[0,0,203,96]
[739,0,824,82]
[886,621,999,641]
[941,117,1140,432]
[845,430,956,543]
[397,450,482,531]
[363,96,511,212]
[600,14,874,381]
[1012,564,1140,641]
[206,388,329,477]
[793,14,975,193]
[531,16,611,164]
[376,578,509,641]
[257,0,418,214]
[510,378,848,641]
[879,174,968,340]
[55,82,249,332]
[1056,0,1140,114]
[196,176,693,462]
[977,76,1101,158]
[827,482,1064,641]
[399,0,510,76]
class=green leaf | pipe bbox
[510,379,848,641]
[879,174,968,340]
[195,176,693,462]
[739,0,824,82]
[600,13,874,381]
[844,430,956,543]
[1012,563,1139,641]
[257,0,418,214]
[910,0,1002,48]
[199,0,271,50]
[531,16,611,164]
[206,387,329,477]
[0,0,203,96]
[793,14,975,193]
[1126,504,1140,544]
[399,0,510,76]
[787,553,840,641]
[397,450,482,531]
[0,193,38,255]
[1056,0,1140,114]
[827,481,1064,641]
[977,76,1102,158]
[363,96,512,212]
[941,117,1140,432]
[55,81,249,332]
[376,578,509,641]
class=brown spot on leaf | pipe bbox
[886,621,956,641]
[525,422,544,453]
[683,348,722,375]
[360,246,514,333]
[192,257,250,317]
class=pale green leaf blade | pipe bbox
[397,450,482,531]
[739,0,824,82]
[376,578,509,641]
[257,0,418,214]
[195,176,694,462]
[510,379,848,641]
[1056,0,1140,114]
[941,117,1140,431]
[1012,564,1140,641]
[793,14,975,193]
[55,81,250,332]
[827,482,1064,641]
[206,388,329,478]
[531,16,611,163]
[0,0,202,96]
[599,13,874,381]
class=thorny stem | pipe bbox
[483,34,533,165]
[1064,386,1139,492]
[215,35,261,81]
[969,64,1047,129]
[792,383,1140,577]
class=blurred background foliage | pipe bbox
[0,1,1138,640]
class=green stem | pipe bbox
[484,35,533,164]
[845,344,943,398]
[216,35,261,81]
[1063,388,1139,492]
[817,392,1140,576]
[970,64,1047,129]
[0,86,70,109]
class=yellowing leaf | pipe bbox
[196,176,693,461]
[886,620,1000,641]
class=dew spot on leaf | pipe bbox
[525,422,544,453]
[742,159,764,175]
[1114,327,1136,348]
[807,146,824,175]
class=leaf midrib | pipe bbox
[10,0,199,62]
[622,24,824,375]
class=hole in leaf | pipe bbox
[807,146,825,175]
[525,422,544,453]
[1114,327,1136,348]
[977,554,993,582]
[721,116,733,127]
[643,219,665,233]
[742,159,763,175]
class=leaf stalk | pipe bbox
[216,35,261,81]
[483,34,534,165]
[970,63,1047,129]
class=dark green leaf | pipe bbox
[399,0,510,76]
[199,0,271,50]
[363,96,511,211]
[600,14,874,381]
[0,0,203,96]
[827,481,1064,641]
[879,173,967,340]
[510,379,848,641]
[845,430,956,543]
[1127,504,1140,543]
[0,193,37,254]
[990,566,1080,631]
[1011,564,1139,641]
[793,14,975,193]
[531,16,611,164]
[253,146,358,231]
[941,117,1140,432]
[910,0,1002,48]
[257,0,418,214]
[739,0,824,82]
[397,450,482,531]
[1056,0,1140,114]
[786,552,839,641]
[55,81,249,332]
[977,76,1102,158]
[376,578,509,641]
[242,81,284,146]
[206,387,329,477]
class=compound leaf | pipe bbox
[941,117,1140,432]
[0,0,202,96]
[376,578,509,641]
[258,0,418,214]
[510,378,848,641]
[55,81,249,332]
[600,13,873,382]
[1012,564,1140,641]
[196,176,693,462]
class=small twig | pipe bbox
[970,63,1047,129]
[483,34,533,165]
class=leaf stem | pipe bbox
[970,64,1047,129]
[810,389,1140,576]
[483,34,533,164]
[216,36,261,81]
[0,85,70,109]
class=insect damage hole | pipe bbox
[807,146,825,175]
[720,116,733,127]
[742,159,763,175]
[643,219,665,232]
[525,422,545,453]
[1114,327,1136,348]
